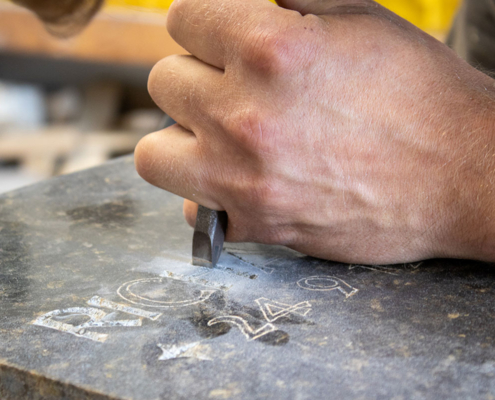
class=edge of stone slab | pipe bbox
[0,155,135,200]
[0,360,123,400]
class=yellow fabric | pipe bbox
[375,0,460,31]
[106,0,461,32]
[107,0,174,9]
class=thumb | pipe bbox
[183,199,198,228]
[275,0,370,15]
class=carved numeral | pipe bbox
[208,316,276,341]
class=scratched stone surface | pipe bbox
[0,156,494,400]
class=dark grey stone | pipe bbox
[0,156,494,399]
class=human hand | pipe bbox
[135,0,495,264]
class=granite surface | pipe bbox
[0,156,494,400]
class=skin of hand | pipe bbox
[134,0,495,264]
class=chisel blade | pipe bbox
[192,205,228,267]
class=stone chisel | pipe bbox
[192,205,228,267]
[158,116,228,267]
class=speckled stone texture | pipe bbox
[0,156,494,400]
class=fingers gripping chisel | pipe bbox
[192,206,228,267]
[159,116,228,268]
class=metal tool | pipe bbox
[192,205,228,267]
[158,116,228,267]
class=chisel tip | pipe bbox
[192,206,228,267]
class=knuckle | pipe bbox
[223,106,277,153]
[241,26,294,75]
[239,13,325,76]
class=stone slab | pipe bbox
[0,156,494,399]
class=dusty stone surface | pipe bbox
[0,156,494,399]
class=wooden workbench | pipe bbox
[0,1,185,67]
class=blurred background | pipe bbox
[0,0,461,193]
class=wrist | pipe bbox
[472,105,495,261]
[436,88,495,261]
